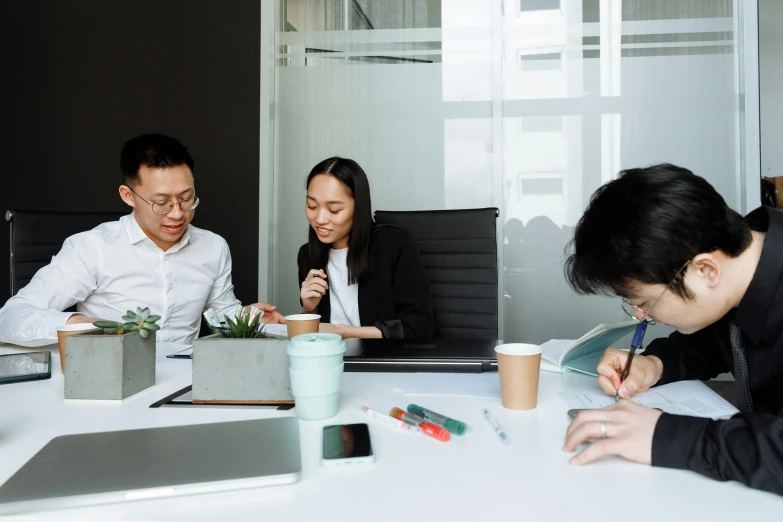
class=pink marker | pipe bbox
[361,406,420,433]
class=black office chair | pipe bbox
[374,208,499,339]
[6,210,128,296]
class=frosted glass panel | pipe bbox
[501,0,741,344]
[273,1,493,317]
[267,0,754,343]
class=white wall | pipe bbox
[760,0,783,178]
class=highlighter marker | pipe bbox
[389,407,450,442]
[361,406,420,433]
[407,404,467,435]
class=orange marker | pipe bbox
[389,407,450,442]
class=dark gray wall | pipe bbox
[0,0,260,306]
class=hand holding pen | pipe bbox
[615,321,648,401]
[596,321,664,400]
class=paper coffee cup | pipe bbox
[56,323,98,372]
[285,314,321,337]
[495,343,542,411]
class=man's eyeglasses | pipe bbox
[126,186,200,215]
[620,259,691,326]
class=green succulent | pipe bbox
[210,310,270,339]
[93,307,161,338]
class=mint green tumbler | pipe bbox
[287,333,346,420]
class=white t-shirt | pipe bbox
[327,247,361,327]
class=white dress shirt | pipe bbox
[326,247,360,327]
[0,213,243,356]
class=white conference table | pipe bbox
[0,343,780,521]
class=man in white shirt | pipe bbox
[0,134,284,356]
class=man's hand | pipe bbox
[248,303,286,324]
[66,315,102,325]
[563,400,663,466]
[597,348,664,399]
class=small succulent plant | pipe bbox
[93,307,161,338]
[210,310,271,339]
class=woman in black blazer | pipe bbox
[297,157,434,339]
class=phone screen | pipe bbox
[0,352,51,381]
[322,423,373,460]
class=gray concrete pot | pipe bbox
[64,329,156,400]
[192,334,293,404]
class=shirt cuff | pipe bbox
[44,311,82,339]
[642,338,681,385]
[651,413,711,471]
[375,320,404,339]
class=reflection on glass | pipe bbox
[271,1,746,346]
[501,0,740,343]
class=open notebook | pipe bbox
[541,320,638,376]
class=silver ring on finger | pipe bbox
[600,421,607,439]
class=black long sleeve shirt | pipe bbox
[644,206,783,496]
[297,225,435,339]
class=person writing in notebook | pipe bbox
[297,156,434,339]
[562,164,783,496]
[0,134,284,356]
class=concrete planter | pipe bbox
[64,329,156,400]
[192,334,293,404]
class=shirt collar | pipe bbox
[734,206,783,345]
[123,213,192,252]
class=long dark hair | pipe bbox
[306,157,374,285]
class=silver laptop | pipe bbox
[0,417,301,515]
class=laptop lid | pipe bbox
[0,417,301,515]
[344,338,501,373]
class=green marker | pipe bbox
[407,404,467,436]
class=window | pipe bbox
[519,0,561,12]
[519,51,562,71]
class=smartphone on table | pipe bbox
[321,423,375,468]
[0,351,51,385]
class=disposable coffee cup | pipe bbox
[495,343,542,411]
[56,323,98,372]
[285,314,321,337]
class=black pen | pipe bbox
[615,320,649,402]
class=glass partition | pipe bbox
[267,0,758,344]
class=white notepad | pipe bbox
[540,320,638,376]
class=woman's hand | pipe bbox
[318,322,345,338]
[300,269,328,313]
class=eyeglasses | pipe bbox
[126,186,200,215]
[621,259,691,326]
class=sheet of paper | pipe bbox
[562,380,739,419]
[262,323,289,337]
[390,372,501,399]
[540,339,574,372]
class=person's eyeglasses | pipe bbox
[126,186,200,215]
[620,259,691,326]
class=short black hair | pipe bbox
[120,134,195,186]
[564,163,751,299]
[306,157,374,285]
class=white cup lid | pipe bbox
[285,314,321,321]
[57,323,98,332]
[495,343,542,356]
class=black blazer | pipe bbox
[297,225,434,338]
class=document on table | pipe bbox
[390,373,501,399]
[261,324,289,337]
[562,380,739,419]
